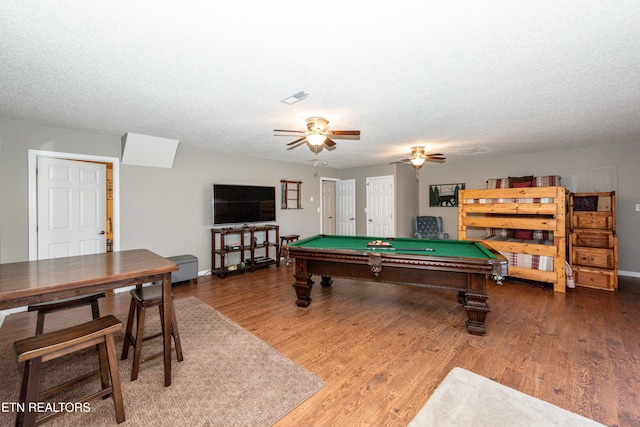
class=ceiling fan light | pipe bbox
[410,157,426,167]
[306,133,326,146]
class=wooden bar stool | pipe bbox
[279,234,300,259]
[14,315,125,426]
[28,292,106,335]
[121,283,183,381]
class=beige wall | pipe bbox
[0,119,121,263]
[1,118,638,275]
[394,165,420,238]
[416,142,640,275]
[119,141,335,267]
[0,119,338,267]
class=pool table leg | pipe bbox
[461,291,490,335]
[292,259,314,307]
[458,274,491,335]
[320,276,333,287]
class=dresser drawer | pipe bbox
[573,266,617,291]
[571,231,615,248]
[571,247,615,269]
[572,212,613,230]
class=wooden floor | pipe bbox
[2,265,639,426]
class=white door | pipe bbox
[366,175,395,237]
[336,179,356,236]
[37,157,107,259]
[321,180,336,234]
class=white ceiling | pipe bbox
[1,1,639,169]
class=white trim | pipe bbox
[0,306,27,315]
[619,270,640,278]
[28,149,120,260]
[0,305,28,328]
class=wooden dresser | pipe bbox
[569,191,618,291]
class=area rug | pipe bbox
[0,297,324,426]
[408,367,604,427]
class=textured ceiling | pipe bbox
[1,1,639,168]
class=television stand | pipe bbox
[211,225,279,278]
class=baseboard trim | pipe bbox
[619,270,640,278]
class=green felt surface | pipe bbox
[289,235,497,259]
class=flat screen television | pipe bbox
[212,184,276,225]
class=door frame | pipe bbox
[28,149,121,260]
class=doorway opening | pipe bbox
[320,177,356,236]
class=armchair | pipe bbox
[413,216,449,239]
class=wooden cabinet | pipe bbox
[569,192,618,291]
[211,225,279,278]
[571,211,614,229]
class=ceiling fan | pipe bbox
[307,158,328,177]
[274,116,360,152]
[393,146,446,181]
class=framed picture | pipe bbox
[429,183,465,207]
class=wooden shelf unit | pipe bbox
[569,192,618,291]
[458,186,568,292]
[211,225,280,278]
[281,180,302,209]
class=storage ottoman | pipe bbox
[167,255,198,285]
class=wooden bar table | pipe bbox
[0,249,178,386]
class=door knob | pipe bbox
[98,230,106,235]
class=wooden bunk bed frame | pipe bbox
[458,186,568,293]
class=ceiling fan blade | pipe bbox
[324,138,336,147]
[287,140,307,150]
[330,130,360,136]
[274,129,306,134]
[425,153,443,156]
[330,130,360,140]
[287,137,307,146]
[426,158,446,163]
[330,135,360,141]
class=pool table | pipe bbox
[283,235,508,335]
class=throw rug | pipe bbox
[0,297,324,426]
[408,367,604,427]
